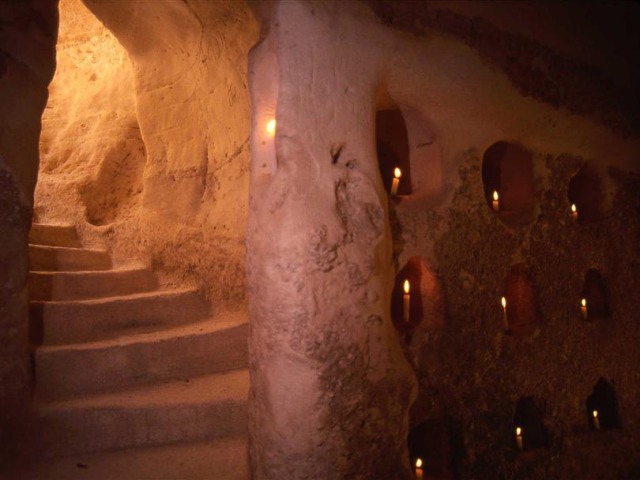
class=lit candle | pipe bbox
[581,298,588,320]
[492,191,499,212]
[571,203,578,221]
[515,427,523,451]
[403,280,410,324]
[501,296,509,331]
[391,168,402,196]
[593,410,600,430]
[414,458,423,480]
[266,118,276,137]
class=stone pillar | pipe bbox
[0,0,58,463]
[246,1,417,478]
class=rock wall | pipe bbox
[36,0,259,308]
[247,0,640,478]
[0,0,58,464]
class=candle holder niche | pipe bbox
[377,106,412,196]
[502,263,541,337]
[481,141,535,226]
[513,396,550,452]
[580,268,611,320]
[408,418,455,479]
[568,162,604,224]
[391,258,424,331]
[586,378,621,431]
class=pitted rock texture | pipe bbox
[397,151,640,478]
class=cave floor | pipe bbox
[5,437,247,480]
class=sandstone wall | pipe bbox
[36,0,259,308]
[247,0,640,477]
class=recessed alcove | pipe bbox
[408,418,454,479]
[580,269,611,320]
[502,263,540,336]
[586,378,621,430]
[391,257,424,329]
[376,108,412,196]
[482,141,535,226]
[513,397,550,451]
[568,163,604,224]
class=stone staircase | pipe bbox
[24,223,249,475]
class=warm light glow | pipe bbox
[415,458,423,468]
[581,298,587,307]
[501,296,507,309]
[394,167,402,179]
[493,190,499,201]
[403,279,410,294]
[571,203,577,213]
[593,410,598,419]
[266,118,276,136]
[516,427,522,436]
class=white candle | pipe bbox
[571,203,578,221]
[414,458,423,480]
[593,410,600,430]
[492,191,499,212]
[515,427,523,451]
[581,298,588,320]
[501,296,509,331]
[403,280,410,324]
[391,168,402,196]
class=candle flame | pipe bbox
[394,167,402,179]
[266,119,276,136]
[415,458,423,468]
[581,298,587,307]
[516,427,522,436]
[493,190,499,201]
[403,279,410,294]
[501,296,507,309]
[593,410,598,419]
[571,203,577,213]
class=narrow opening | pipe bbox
[391,258,424,330]
[482,141,535,226]
[376,108,412,196]
[513,397,550,451]
[502,263,540,337]
[586,378,621,430]
[568,163,604,224]
[580,269,611,320]
[408,418,454,478]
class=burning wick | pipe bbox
[492,190,500,212]
[580,298,588,320]
[403,280,411,324]
[266,118,276,137]
[414,458,423,480]
[391,168,402,196]
[593,410,600,430]
[501,296,509,331]
[515,427,523,451]
[571,203,578,221]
